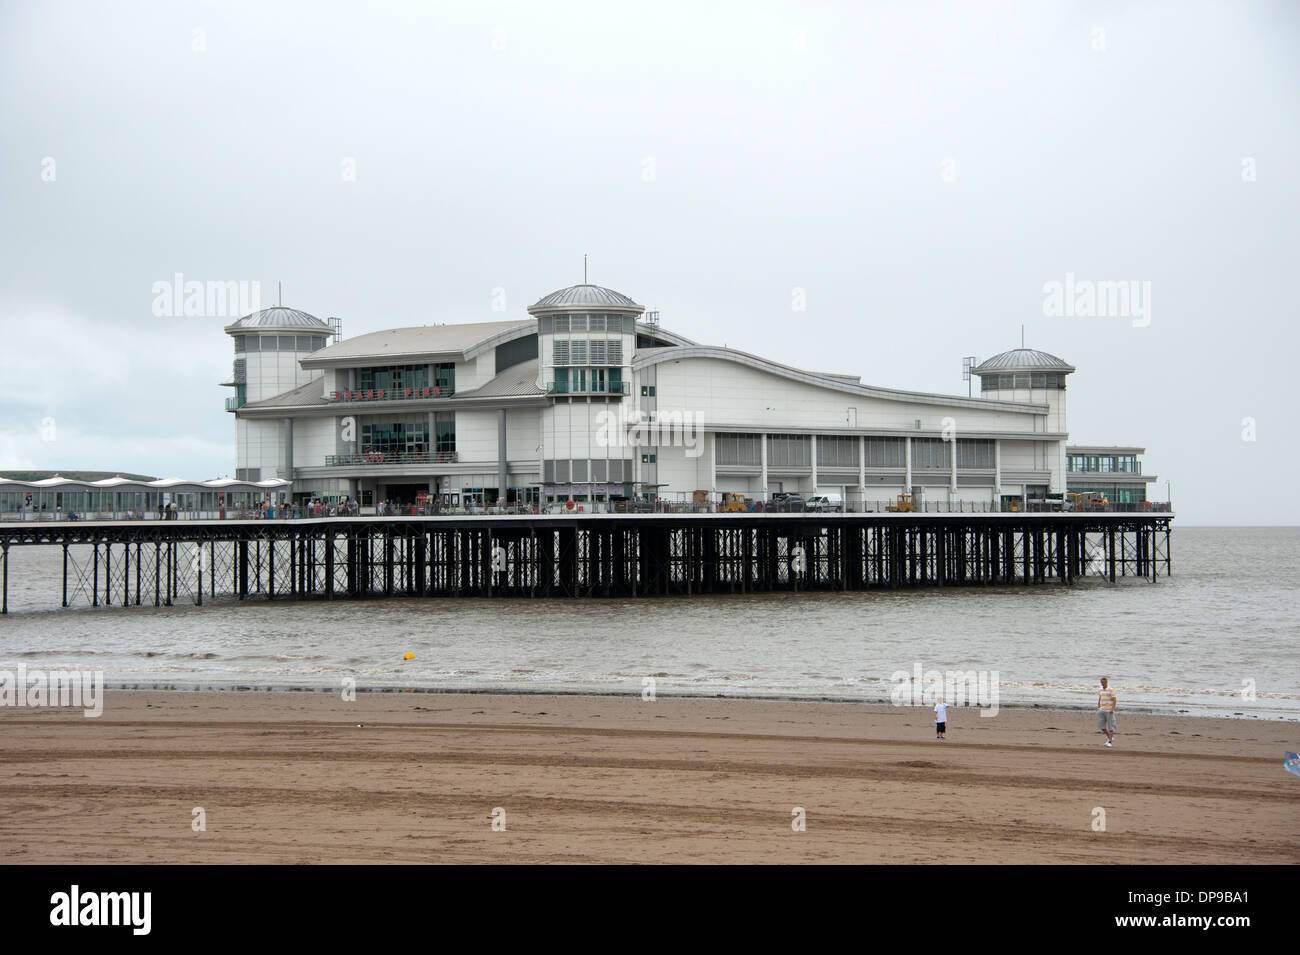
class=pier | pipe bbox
[0,512,1172,613]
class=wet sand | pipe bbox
[1,690,1296,864]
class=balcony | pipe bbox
[329,386,453,402]
[225,396,245,412]
[323,451,459,467]
[547,381,631,396]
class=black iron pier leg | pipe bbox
[415,533,427,596]
[325,534,335,598]
[558,526,577,597]
[62,542,68,608]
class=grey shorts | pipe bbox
[1097,710,1116,732]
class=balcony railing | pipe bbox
[329,386,453,402]
[225,396,244,411]
[323,451,459,467]
[547,381,631,396]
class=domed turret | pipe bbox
[223,307,334,410]
[529,284,642,397]
[973,348,1074,395]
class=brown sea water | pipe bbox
[1,527,1296,719]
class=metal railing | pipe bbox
[0,498,1174,522]
[322,450,458,467]
[328,386,453,402]
[546,381,631,396]
[224,396,244,411]
[636,497,1174,515]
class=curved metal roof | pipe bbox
[973,348,1075,375]
[226,307,332,331]
[528,284,643,312]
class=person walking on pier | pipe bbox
[1097,677,1117,747]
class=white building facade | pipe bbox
[225,283,1148,511]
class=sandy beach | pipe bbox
[1,690,1296,864]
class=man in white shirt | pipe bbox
[934,698,948,740]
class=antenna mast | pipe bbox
[583,254,588,284]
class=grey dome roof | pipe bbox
[227,307,332,331]
[528,284,643,313]
[973,348,1075,375]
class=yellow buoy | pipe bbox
[403,652,415,660]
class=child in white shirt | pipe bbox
[934,699,948,740]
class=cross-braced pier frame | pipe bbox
[0,513,1172,613]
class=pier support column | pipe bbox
[497,409,508,509]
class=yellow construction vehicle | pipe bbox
[720,493,754,513]
[885,493,915,513]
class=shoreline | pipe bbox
[12,681,1293,722]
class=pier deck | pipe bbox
[0,512,1173,612]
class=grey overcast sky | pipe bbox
[1,0,1296,524]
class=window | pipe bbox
[717,433,761,467]
[956,439,994,469]
[359,365,439,393]
[588,315,606,332]
[589,340,606,364]
[553,340,569,365]
[911,438,951,469]
[361,421,430,456]
[435,414,455,453]
[552,315,569,333]
[766,434,810,468]
[641,385,655,397]
[641,453,656,464]
[570,315,588,332]
[608,339,622,364]
[817,435,858,468]
[866,437,905,468]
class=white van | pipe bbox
[805,492,843,512]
